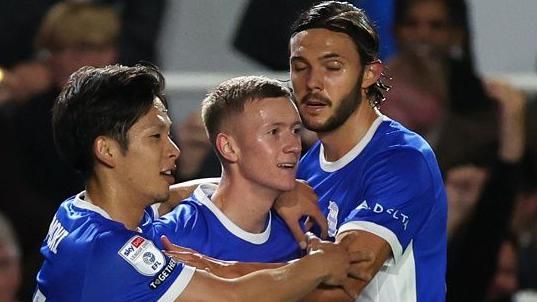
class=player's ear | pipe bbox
[215,132,239,162]
[93,136,119,168]
[361,60,383,89]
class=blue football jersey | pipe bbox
[34,192,195,302]
[297,115,447,302]
[151,184,301,262]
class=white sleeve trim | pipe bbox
[337,220,403,265]
[158,265,196,302]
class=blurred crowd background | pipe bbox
[0,0,536,301]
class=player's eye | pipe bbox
[325,61,342,71]
[292,62,308,72]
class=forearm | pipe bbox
[333,230,391,297]
[195,258,285,279]
[233,253,329,302]
[221,261,284,278]
[160,178,220,215]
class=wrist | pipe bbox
[303,251,330,281]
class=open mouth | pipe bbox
[160,168,176,184]
[305,99,328,106]
[302,95,330,112]
[277,163,297,169]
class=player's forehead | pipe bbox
[248,96,299,120]
[130,97,171,133]
[290,28,359,62]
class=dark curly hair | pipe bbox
[291,1,391,108]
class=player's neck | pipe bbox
[85,175,146,231]
[211,175,274,233]
[318,101,379,161]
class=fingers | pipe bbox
[288,221,308,250]
[160,235,174,251]
[308,209,328,240]
[348,250,373,263]
[165,251,201,263]
[305,232,321,252]
[161,235,197,254]
[297,180,328,239]
[165,252,210,272]
[304,216,313,231]
[348,265,373,283]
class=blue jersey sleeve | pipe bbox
[80,231,195,302]
[339,148,437,261]
[150,202,206,251]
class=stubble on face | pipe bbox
[300,74,363,133]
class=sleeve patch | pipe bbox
[118,235,166,276]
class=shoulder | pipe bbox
[367,119,437,171]
[160,196,204,226]
[299,141,321,164]
[374,118,432,153]
[298,141,322,176]
[152,194,209,248]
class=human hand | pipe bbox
[0,62,52,104]
[306,233,372,299]
[484,79,527,162]
[274,180,327,249]
[161,236,237,277]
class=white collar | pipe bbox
[319,115,388,172]
[193,183,271,245]
[73,191,143,232]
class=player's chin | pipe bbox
[302,117,329,132]
[153,185,171,203]
[277,178,297,192]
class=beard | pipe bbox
[300,73,364,133]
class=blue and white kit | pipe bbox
[152,183,301,262]
[34,192,195,302]
[298,115,447,302]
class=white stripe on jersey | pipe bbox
[157,265,196,302]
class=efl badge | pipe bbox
[119,235,165,276]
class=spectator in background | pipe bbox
[5,1,120,215]
[446,79,528,302]
[0,3,120,299]
[174,112,222,182]
[0,212,21,302]
[34,2,120,89]
[511,163,537,293]
[381,0,499,171]
[486,235,520,302]
[0,0,165,105]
